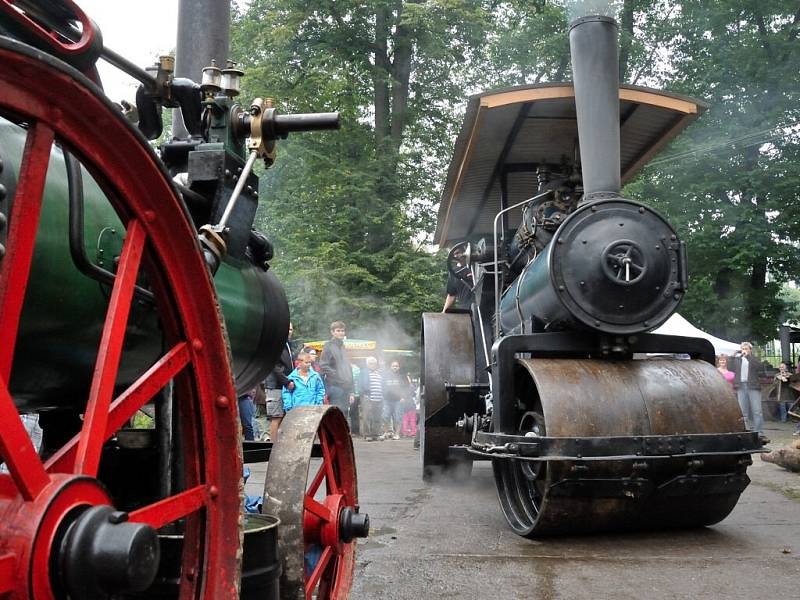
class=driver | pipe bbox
[442,244,474,312]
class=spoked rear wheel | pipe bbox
[492,410,549,537]
[263,406,368,600]
[0,38,241,598]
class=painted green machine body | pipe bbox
[0,118,286,411]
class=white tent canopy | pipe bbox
[653,313,740,356]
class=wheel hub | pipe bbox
[0,474,159,599]
[58,505,159,599]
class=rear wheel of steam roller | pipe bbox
[0,39,241,597]
[493,406,551,537]
[420,312,475,482]
[263,406,368,600]
[493,357,751,537]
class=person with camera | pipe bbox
[732,342,767,440]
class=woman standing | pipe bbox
[717,355,734,386]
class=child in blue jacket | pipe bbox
[282,352,325,411]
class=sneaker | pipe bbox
[392,433,400,440]
[378,434,387,441]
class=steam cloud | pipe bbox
[566,0,622,21]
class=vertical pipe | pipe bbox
[569,16,621,199]
[156,383,173,500]
[174,0,231,138]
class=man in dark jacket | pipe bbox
[732,341,766,438]
[263,322,294,441]
[319,320,355,427]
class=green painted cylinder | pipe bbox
[0,118,287,411]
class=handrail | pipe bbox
[492,191,551,338]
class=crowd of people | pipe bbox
[237,320,419,444]
[716,341,800,438]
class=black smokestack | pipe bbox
[569,15,621,200]
[174,0,230,138]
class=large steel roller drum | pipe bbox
[493,357,750,536]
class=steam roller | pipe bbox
[420,13,764,538]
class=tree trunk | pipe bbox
[389,7,414,156]
[373,5,391,148]
[618,0,635,82]
[761,439,800,472]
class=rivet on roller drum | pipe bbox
[0,183,6,200]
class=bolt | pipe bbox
[0,157,4,173]
[579,281,585,286]
[225,169,232,179]
[594,320,600,326]
[655,245,660,250]
[643,321,649,327]
[246,185,254,195]
[638,207,645,213]
[619,223,624,226]
[0,243,5,258]
[0,212,6,230]
[186,568,196,581]
[618,305,624,310]
[192,339,203,351]
[582,240,587,244]
[591,206,597,212]
[673,293,681,300]
[558,285,565,291]
[108,511,129,524]
[670,235,677,241]
[209,485,219,498]
[144,210,156,223]
[0,184,6,201]
[215,395,229,409]
[237,167,243,175]
[655,286,660,291]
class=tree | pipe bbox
[230,1,491,341]
[626,0,800,342]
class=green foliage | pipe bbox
[230,0,800,346]
[230,1,487,343]
[626,0,800,342]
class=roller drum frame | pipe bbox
[488,357,760,536]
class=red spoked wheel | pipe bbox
[0,37,241,599]
[263,406,368,600]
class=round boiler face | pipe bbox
[550,198,685,334]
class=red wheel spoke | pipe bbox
[0,122,54,380]
[0,474,16,498]
[318,428,340,495]
[128,484,209,530]
[74,219,147,476]
[303,495,334,523]
[0,552,16,594]
[0,377,49,500]
[308,462,326,497]
[305,546,334,599]
[45,341,190,474]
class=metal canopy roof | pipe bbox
[434,83,707,247]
